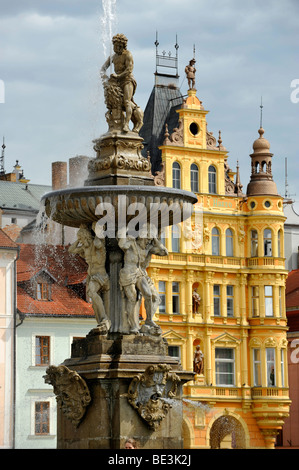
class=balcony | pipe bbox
[152,253,285,270]
[247,257,285,269]
[251,387,289,399]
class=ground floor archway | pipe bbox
[209,414,247,449]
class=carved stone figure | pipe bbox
[69,224,110,333]
[192,288,201,314]
[193,345,204,375]
[117,233,146,333]
[137,226,168,334]
[44,365,91,427]
[118,226,168,335]
[127,364,181,430]
[185,59,196,89]
[101,33,143,133]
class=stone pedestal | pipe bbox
[55,330,194,449]
[85,132,154,187]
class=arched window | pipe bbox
[212,227,220,255]
[190,163,199,192]
[226,228,234,256]
[250,230,258,257]
[278,229,282,257]
[172,162,181,189]
[264,229,272,256]
[208,165,217,194]
[171,224,180,253]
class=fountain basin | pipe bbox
[42,185,198,232]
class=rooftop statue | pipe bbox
[101,33,144,134]
[185,58,196,90]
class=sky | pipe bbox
[0,0,298,203]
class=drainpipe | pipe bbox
[12,246,20,449]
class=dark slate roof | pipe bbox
[140,82,184,175]
[0,180,51,212]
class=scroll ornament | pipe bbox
[44,365,91,428]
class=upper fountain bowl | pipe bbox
[41,185,198,233]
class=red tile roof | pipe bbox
[17,243,94,318]
[17,244,88,285]
[0,228,19,249]
[2,224,22,242]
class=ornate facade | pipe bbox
[144,83,291,448]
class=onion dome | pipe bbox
[246,127,277,196]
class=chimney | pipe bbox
[52,161,67,190]
[69,156,90,187]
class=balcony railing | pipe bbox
[152,253,285,269]
[187,385,289,401]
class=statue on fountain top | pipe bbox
[101,33,144,134]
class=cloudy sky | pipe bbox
[1,0,298,201]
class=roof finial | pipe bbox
[260,96,263,129]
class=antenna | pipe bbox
[260,96,263,128]
[0,137,5,175]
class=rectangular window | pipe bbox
[265,286,273,317]
[279,286,282,317]
[37,282,49,301]
[158,281,166,313]
[226,285,234,317]
[213,285,221,316]
[266,348,276,386]
[250,230,258,257]
[252,286,259,317]
[35,336,50,366]
[215,348,235,386]
[253,348,262,386]
[172,282,180,314]
[35,401,50,435]
[168,345,181,359]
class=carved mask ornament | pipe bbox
[127,364,180,430]
[44,365,91,428]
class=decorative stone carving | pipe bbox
[69,224,110,333]
[127,364,181,430]
[193,345,204,374]
[100,33,143,134]
[168,119,184,146]
[192,289,201,314]
[154,162,165,186]
[117,226,168,335]
[44,365,91,428]
[206,130,218,150]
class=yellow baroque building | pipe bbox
[143,84,291,448]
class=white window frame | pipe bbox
[215,348,235,386]
[253,348,262,386]
[172,282,180,314]
[158,281,166,313]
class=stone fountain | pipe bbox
[43,34,197,449]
